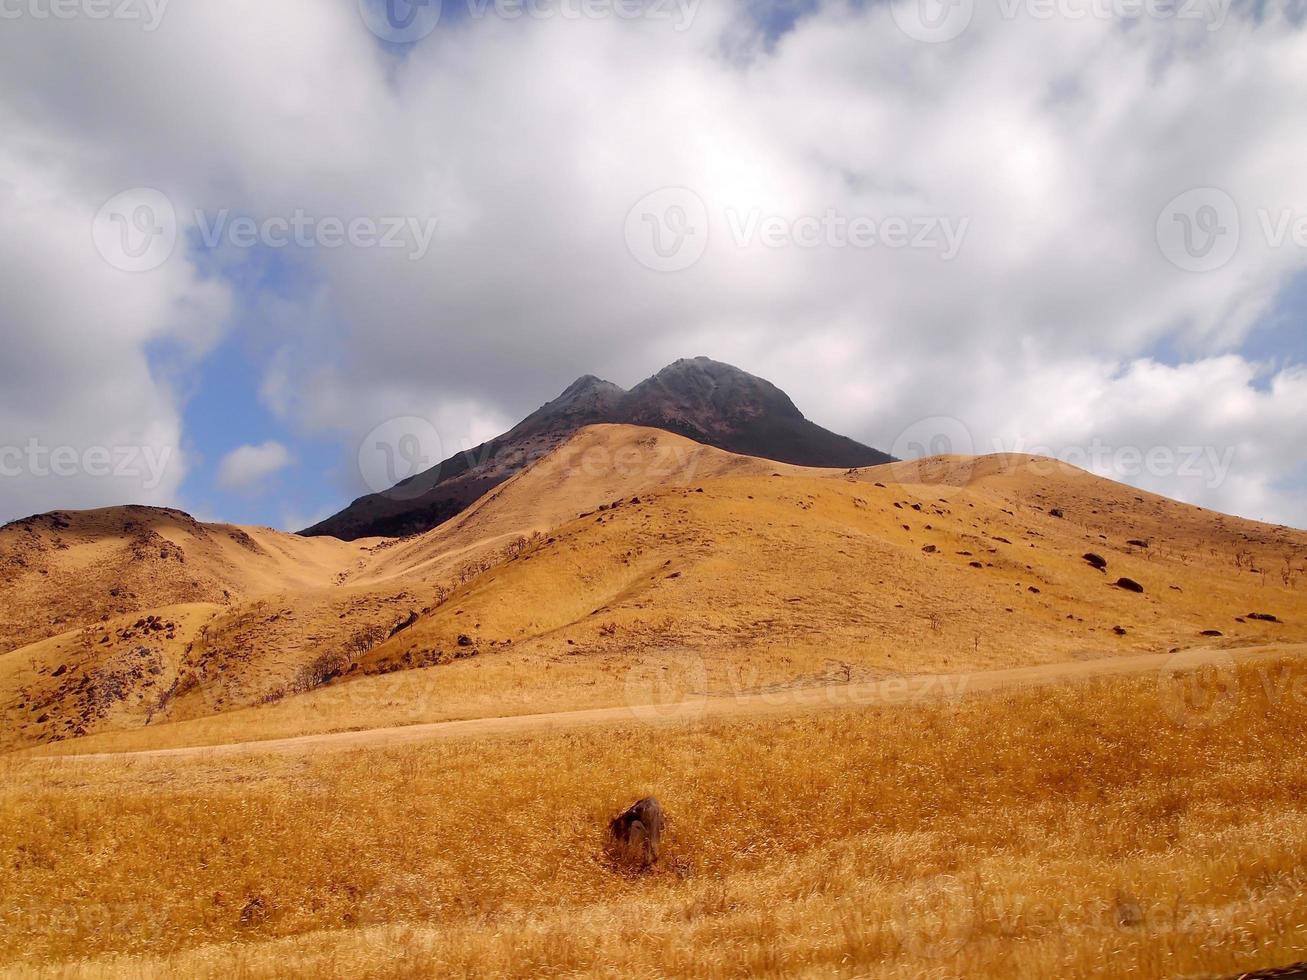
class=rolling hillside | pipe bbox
[4,424,1304,754]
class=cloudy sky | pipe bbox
[1,0,1304,531]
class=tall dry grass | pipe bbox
[4,656,1307,978]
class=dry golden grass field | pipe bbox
[5,655,1307,978]
[3,425,1307,977]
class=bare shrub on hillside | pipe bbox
[343,625,389,660]
[283,625,391,698]
[286,653,350,697]
[438,532,549,605]
[1283,556,1301,589]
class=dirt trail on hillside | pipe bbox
[45,644,1305,763]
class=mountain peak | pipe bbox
[304,358,891,540]
[663,355,717,370]
[655,356,750,379]
[515,374,625,439]
[559,374,618,397]
[626,358,805,428]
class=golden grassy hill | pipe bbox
[6,424,1304,756]
[362,444,1306,678]
[0,508,400,747]
[346,423,798,588]
[2,428,793,750]
[0,506,364,655]
[297,435,1302,752]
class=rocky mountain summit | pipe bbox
[303,357,891,540]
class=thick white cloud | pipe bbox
[0,119,229,520]
[217,441,294,491]
[942,355,1307,529]
[1,0,1304,527]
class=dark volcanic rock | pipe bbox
[303,375,625,540]
[304,357,892,541]
[610,797,665,867]
[615,358,884,469]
